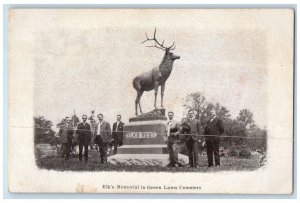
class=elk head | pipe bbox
[141,28,180,61]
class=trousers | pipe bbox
[79,143,89,161]
[61,142,71,160]
[167,141,179,165]
[206,140,220,166]
[113,141,118,155]
[96,135,108,163]
[186,138,199,166]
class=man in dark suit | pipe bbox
[76,115,92,162]
[112,115,125,155]
[184,109,202,168]
[204,109,224,167]
[94,114,112,163]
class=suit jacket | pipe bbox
[76,122,91,145]
[112,121,125,143]
[184,118,202,141]
[204,117,224,142]
[94,121,112,143]
[59,124,73,144]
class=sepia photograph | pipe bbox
[8,8,294,194]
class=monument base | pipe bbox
[117,144,168,154]
[107,154,189,167]
[109,112,189,167]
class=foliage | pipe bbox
[239,148,252,158]
[227,145,252,158]
[215,102,231,119]
[182,92,267,152]
[183,92,231,128]
[228,147,238,157]
[183,92,206,120]
[237,109,254,129]
[247,127,267,151]
[224,119,247,145]
[34,116,59,145]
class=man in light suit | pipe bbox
[112,115,125,155]
[204,109,224,167]
[184,109,202,168]
[94,114,112,163]
[165,111,180,168]
[76,115,92,162]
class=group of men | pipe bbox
[58,109,224,168]
[166,109,224,168]
[58,114,124,163]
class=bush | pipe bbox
[227,145,252,158]
[239,148,251,158]
[228,147,238,157]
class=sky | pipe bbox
[32,9,268,129]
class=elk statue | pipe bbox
[133,29,180,116]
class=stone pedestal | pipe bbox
[108,110,189,166]
[118,120,168,154]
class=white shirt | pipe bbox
[116,121,120,132]
[167,119,177,137]
[97,121,103,135]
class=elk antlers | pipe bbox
[141,28,176,51]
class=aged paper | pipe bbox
[8,9,294,194]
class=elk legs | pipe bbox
[135,90,144,115]
[154,81,159,109]
[161,83,165,108]
[139,102,143,114]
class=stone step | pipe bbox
[117,144,168,154]
[108,154,189,166]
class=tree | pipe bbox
[183,93,232,128]
[247,126,267,151]
[237,109,254,129]
[199,102,214,126]
[183,92,207,120]
[215,103,231,120]
[182,92,267,150]
[225,119,247,145]
[34,116,58,145]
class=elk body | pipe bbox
[133,29,180,116]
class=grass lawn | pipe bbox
[36,149,263,172]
